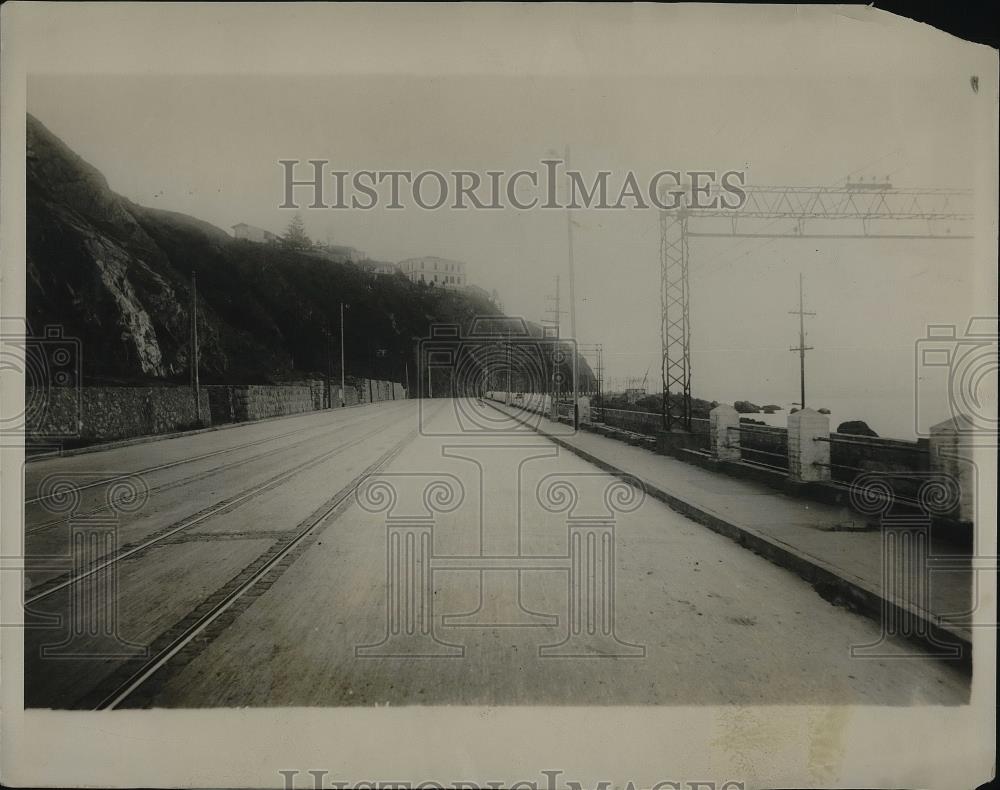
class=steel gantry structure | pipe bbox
[659,181,975,430]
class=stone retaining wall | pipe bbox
[207,378,405,424]
[27,386,209,443]
[205,384,315,423]
[25,377,408,444]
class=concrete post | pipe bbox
[577,396,591,425]
[929,417,975,523]
[787,408,830,483]
[709,404,741,461]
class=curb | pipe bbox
[485,399,973,672]
[26,399,401,463]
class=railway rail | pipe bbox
[24,406,416,604]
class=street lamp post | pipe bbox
[339,302,347,406]
[403,350,410,399]
[325,325,332,409]
[190,271,201,424]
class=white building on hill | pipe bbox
[398,256,467,289]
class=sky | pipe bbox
[26,61,992,438]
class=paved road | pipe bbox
[23,398,969,708]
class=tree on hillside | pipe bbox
[282,213,311,251]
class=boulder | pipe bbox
[836,420,878,438]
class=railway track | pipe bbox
[24,406,417,604]
[25,405,401,534]
[24,401,406,507]
[91,419,421,710]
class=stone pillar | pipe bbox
[787,408,831,483]
[709,404,741,461]
[929,417,975,523]
[577,396,591,425]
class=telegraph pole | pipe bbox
[339,302,346,406]
[544,274,565,411]
[190,271,201,424]
[505,323,512,405]
[789,273,815,408]
[325,326,332,408]
[368,338,375,403]
[593,343,604,414]
[565,145,579,427]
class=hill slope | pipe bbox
[27,114,591,388]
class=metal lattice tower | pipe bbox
[660,181,975,430]
[660,208,691,429]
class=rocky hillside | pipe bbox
[26,114,593,388]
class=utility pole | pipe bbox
[505,323,512,405]
[544,274,565,411]
[339,302,346,406]
[481,323,493,398]
[325,326,332,409]
[564,145,579,428]
[368,338,374,403]
[190,271,201,424]
[594,343,604,418]
[789,273,815,409]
